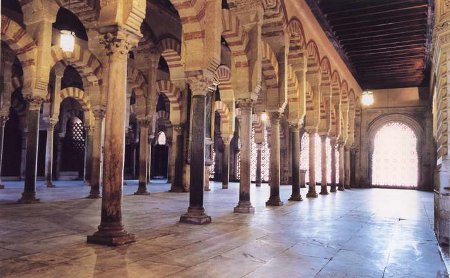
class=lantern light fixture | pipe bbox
[261,112,268,122]
[361,90,374,106]
[60,30,75,53]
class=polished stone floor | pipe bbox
[0,180,448,277]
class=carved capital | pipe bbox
[25,97,44,111]
[173,124,185,133]
[100,31,134,57]
[188,74,215,96]
[92,108,106,120]
[0,115,9,127]
[269,112,282,125]
[48,117,58,128]
[304,126,318,135]
[236,98,253,110]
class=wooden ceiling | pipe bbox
[306,0,433,90]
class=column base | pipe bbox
[306,191,318,198]
[204,188,211,192]
[222,183,228,189]
[320,188,329,195]
[46,182,55,188]
[233,202,255,213]
[0,184,4,189]
[134,183,150,195]
[255,183,261,187]
[18,192,40,204]
[266,197,283,206]
[169,186,187,193]
[300,185,306,188]
[180,207,211,225]
[86,193,101,199]
[289,194,303,201]
[338,185,345,191]
[344,186,351,189]
[87,227,135,246]
[330,185,337,192]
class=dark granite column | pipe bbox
[135,118,150,195]
[255,143,262,187]
[234,99,254,213]
[169,124,185,192]
[18,97,43,203]
[222,137,231,189]
[0,115,8,189]
[88,108,105,199]
[289,124,302,201]
[55,134,63,180]
[44,118,57,188]
[344,146,351,189]
[330,138,337,192]
[87,32,136,246]
[266,112,283,206]
[320,135,329,195]
[179,76,211,224]
[338,142,345,191]
[306,128,318,198]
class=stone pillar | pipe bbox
[306,128,318,198]
[330,138,337,192]
[87,32,136,246]
[88,108,105,199]
[0,115,8,189]
[179,76,212,225]
[135,118,151,195]
[266,112,283,206]
[234,99,254,213]
[255,143,262,187]
[222,138,231,189]
[18,98,43,203]
[289,124,302,201]
[20,130,27,180]
[338,143,345,191]
[169,124,185,192]
[319,135,329,195]
[55,134,63,180]
[44,118,57,188]
[344,146,351,189]
[84,125,94,186]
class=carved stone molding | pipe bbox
[188,74,215,96]
[100,31,134,57]
[92,108,107,120]
[25,97,44,111]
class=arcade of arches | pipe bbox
[0,0,449,276]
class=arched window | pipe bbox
[372,122,418,187]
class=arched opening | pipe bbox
[371,121,418,188]
[152,131,168,180]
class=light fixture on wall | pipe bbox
[261,112,268,122]
[60,30,75,52]
[60,0,75,53]
[361,90,374,106]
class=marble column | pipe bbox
[88,109,105,199]
[255,143,262,187]
[306,128,318,198]
[344,146,351,189]
[179,76,211,224]
[45,118,57,188]
[338,143,345,191]
[170,124,185,192]
[289,124,302,201]
[55,134,63,180]
[135,118,151,195]
[84,125,94,186]
[18,98,43,203]
[222,138,231,189]
[330,138,337,192]
[87,33,135,246]
[319,135,329,195]
[234,99,254,213]
[0,115,8,189]
[266,112,283,206]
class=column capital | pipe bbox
[99,29,138,57]
[92,108,107,120]
[187,74,215,96]
[236,98,253,110]
[25,97,44,111]
[138,118,151,128]
[0,115,9,127]
[48,117,58,128]
[173,123,185,133]
[269,112,282,124]
[304,126,317,134]
[289,123,300,131]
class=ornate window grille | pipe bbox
[372,122,418,187]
